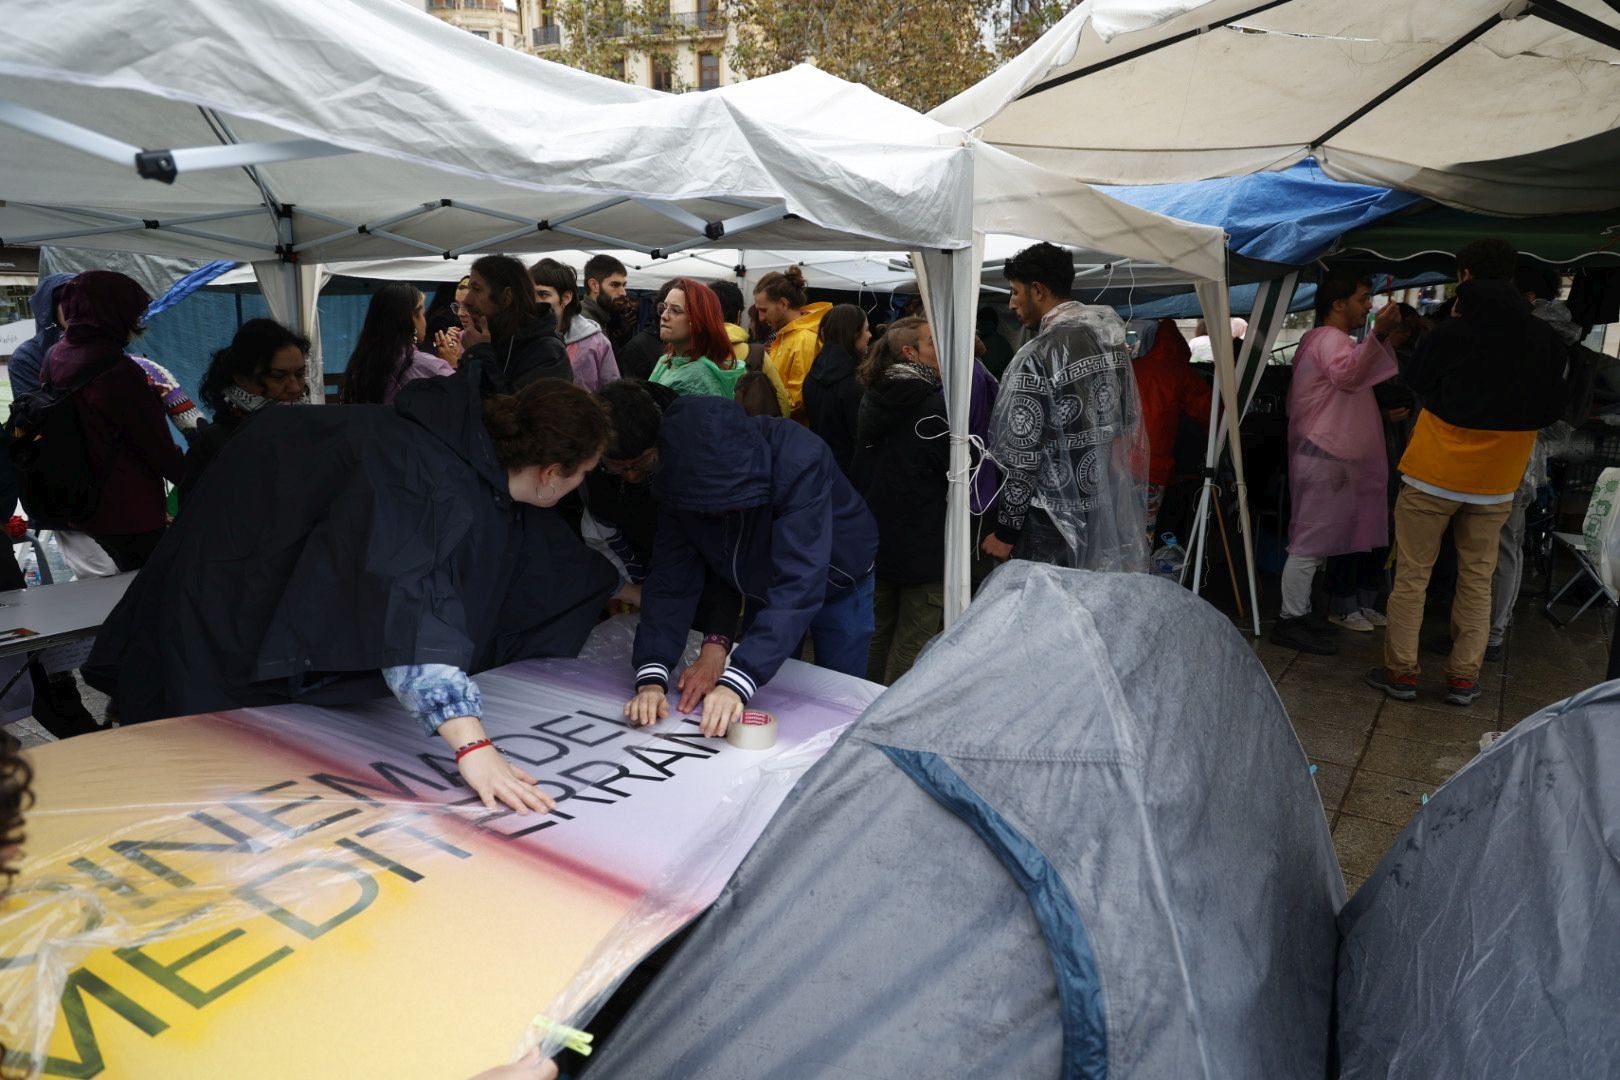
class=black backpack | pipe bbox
[7,355,117,524]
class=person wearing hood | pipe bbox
[8,272,75,399]
[1368,240,1572,708]
[340,283,453,405]
[180,319,311,503]
[982,242,1150,572]
[531,258,620,392]
[753,267,831,421]
[460,254,572,395]
[852,316,949,684]
[624,396,878,737]
[648,280,745,398]
[711,280,793,418]
[86,368,621,813]
[802,303,870,479]
[38,271,185,572]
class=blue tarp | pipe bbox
[1101,159,1424,266]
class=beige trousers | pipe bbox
[1384,486,1513,682]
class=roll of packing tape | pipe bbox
[725,710,778,750]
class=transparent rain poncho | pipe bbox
[988,302,1150,571]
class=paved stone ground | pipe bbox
[1254,580,1611,894]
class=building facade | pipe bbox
[425,0,525,51]
[495,0,741,90]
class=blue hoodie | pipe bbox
[632,396,877,703]
[8,273,76,399]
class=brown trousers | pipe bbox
[1384,486,1513,682]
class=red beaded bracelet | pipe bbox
[454,738,494,762]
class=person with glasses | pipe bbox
[181,318,311,504]
[425,275,472,366]
[648,280,746,399]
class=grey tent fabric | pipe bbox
[1336,683,1620,1079]
[584,563,1344,1078]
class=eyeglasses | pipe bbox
[656,303,686,317]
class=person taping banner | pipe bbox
[624,396,878,737]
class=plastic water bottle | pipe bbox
[18,546,40,588]
[1150,533,1186,580]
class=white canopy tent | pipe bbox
[0,0,1240,627]
[934,0,1620,215]
[935,0,1620,621]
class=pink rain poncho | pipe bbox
[1285,325,1398,558]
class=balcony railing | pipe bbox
[659,9,725,33]
[532,24,562,46]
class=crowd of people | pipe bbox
[0,243,1164,808]
[1,233,1575,856]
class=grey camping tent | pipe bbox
[582,563,1344,1078]
[1336,682,1620,1078]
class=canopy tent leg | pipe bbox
[916,241,984,628]
[1194,280,1261,636]
[1186,273,1295,630]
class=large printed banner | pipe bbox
[1,631,878,1079]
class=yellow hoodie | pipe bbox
[763,302,832,420]
[726,322,794,419]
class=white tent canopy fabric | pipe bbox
[934,0,1620,216]
[0,0,1241,626]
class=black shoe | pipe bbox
[28,665,103,740]
[1483,642,1503,663]
[1271,616,1340,656]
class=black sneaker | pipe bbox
[1271,616,1339,656]
[1364,666,1419,701]
[1483,642,1503,663]
[1445,677,1483,706]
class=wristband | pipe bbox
[454,738,495,762]
[702,633,732,649]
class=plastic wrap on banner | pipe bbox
[0,616,880,1079]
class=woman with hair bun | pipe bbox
[88,366,621,813]
[753,265,831,420]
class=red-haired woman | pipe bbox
[648,279,744,399]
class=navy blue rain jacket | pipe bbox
[632,396,877,701]
[9,273,75,399]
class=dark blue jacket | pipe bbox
[632,396,877,703]
[8,273,75,399]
